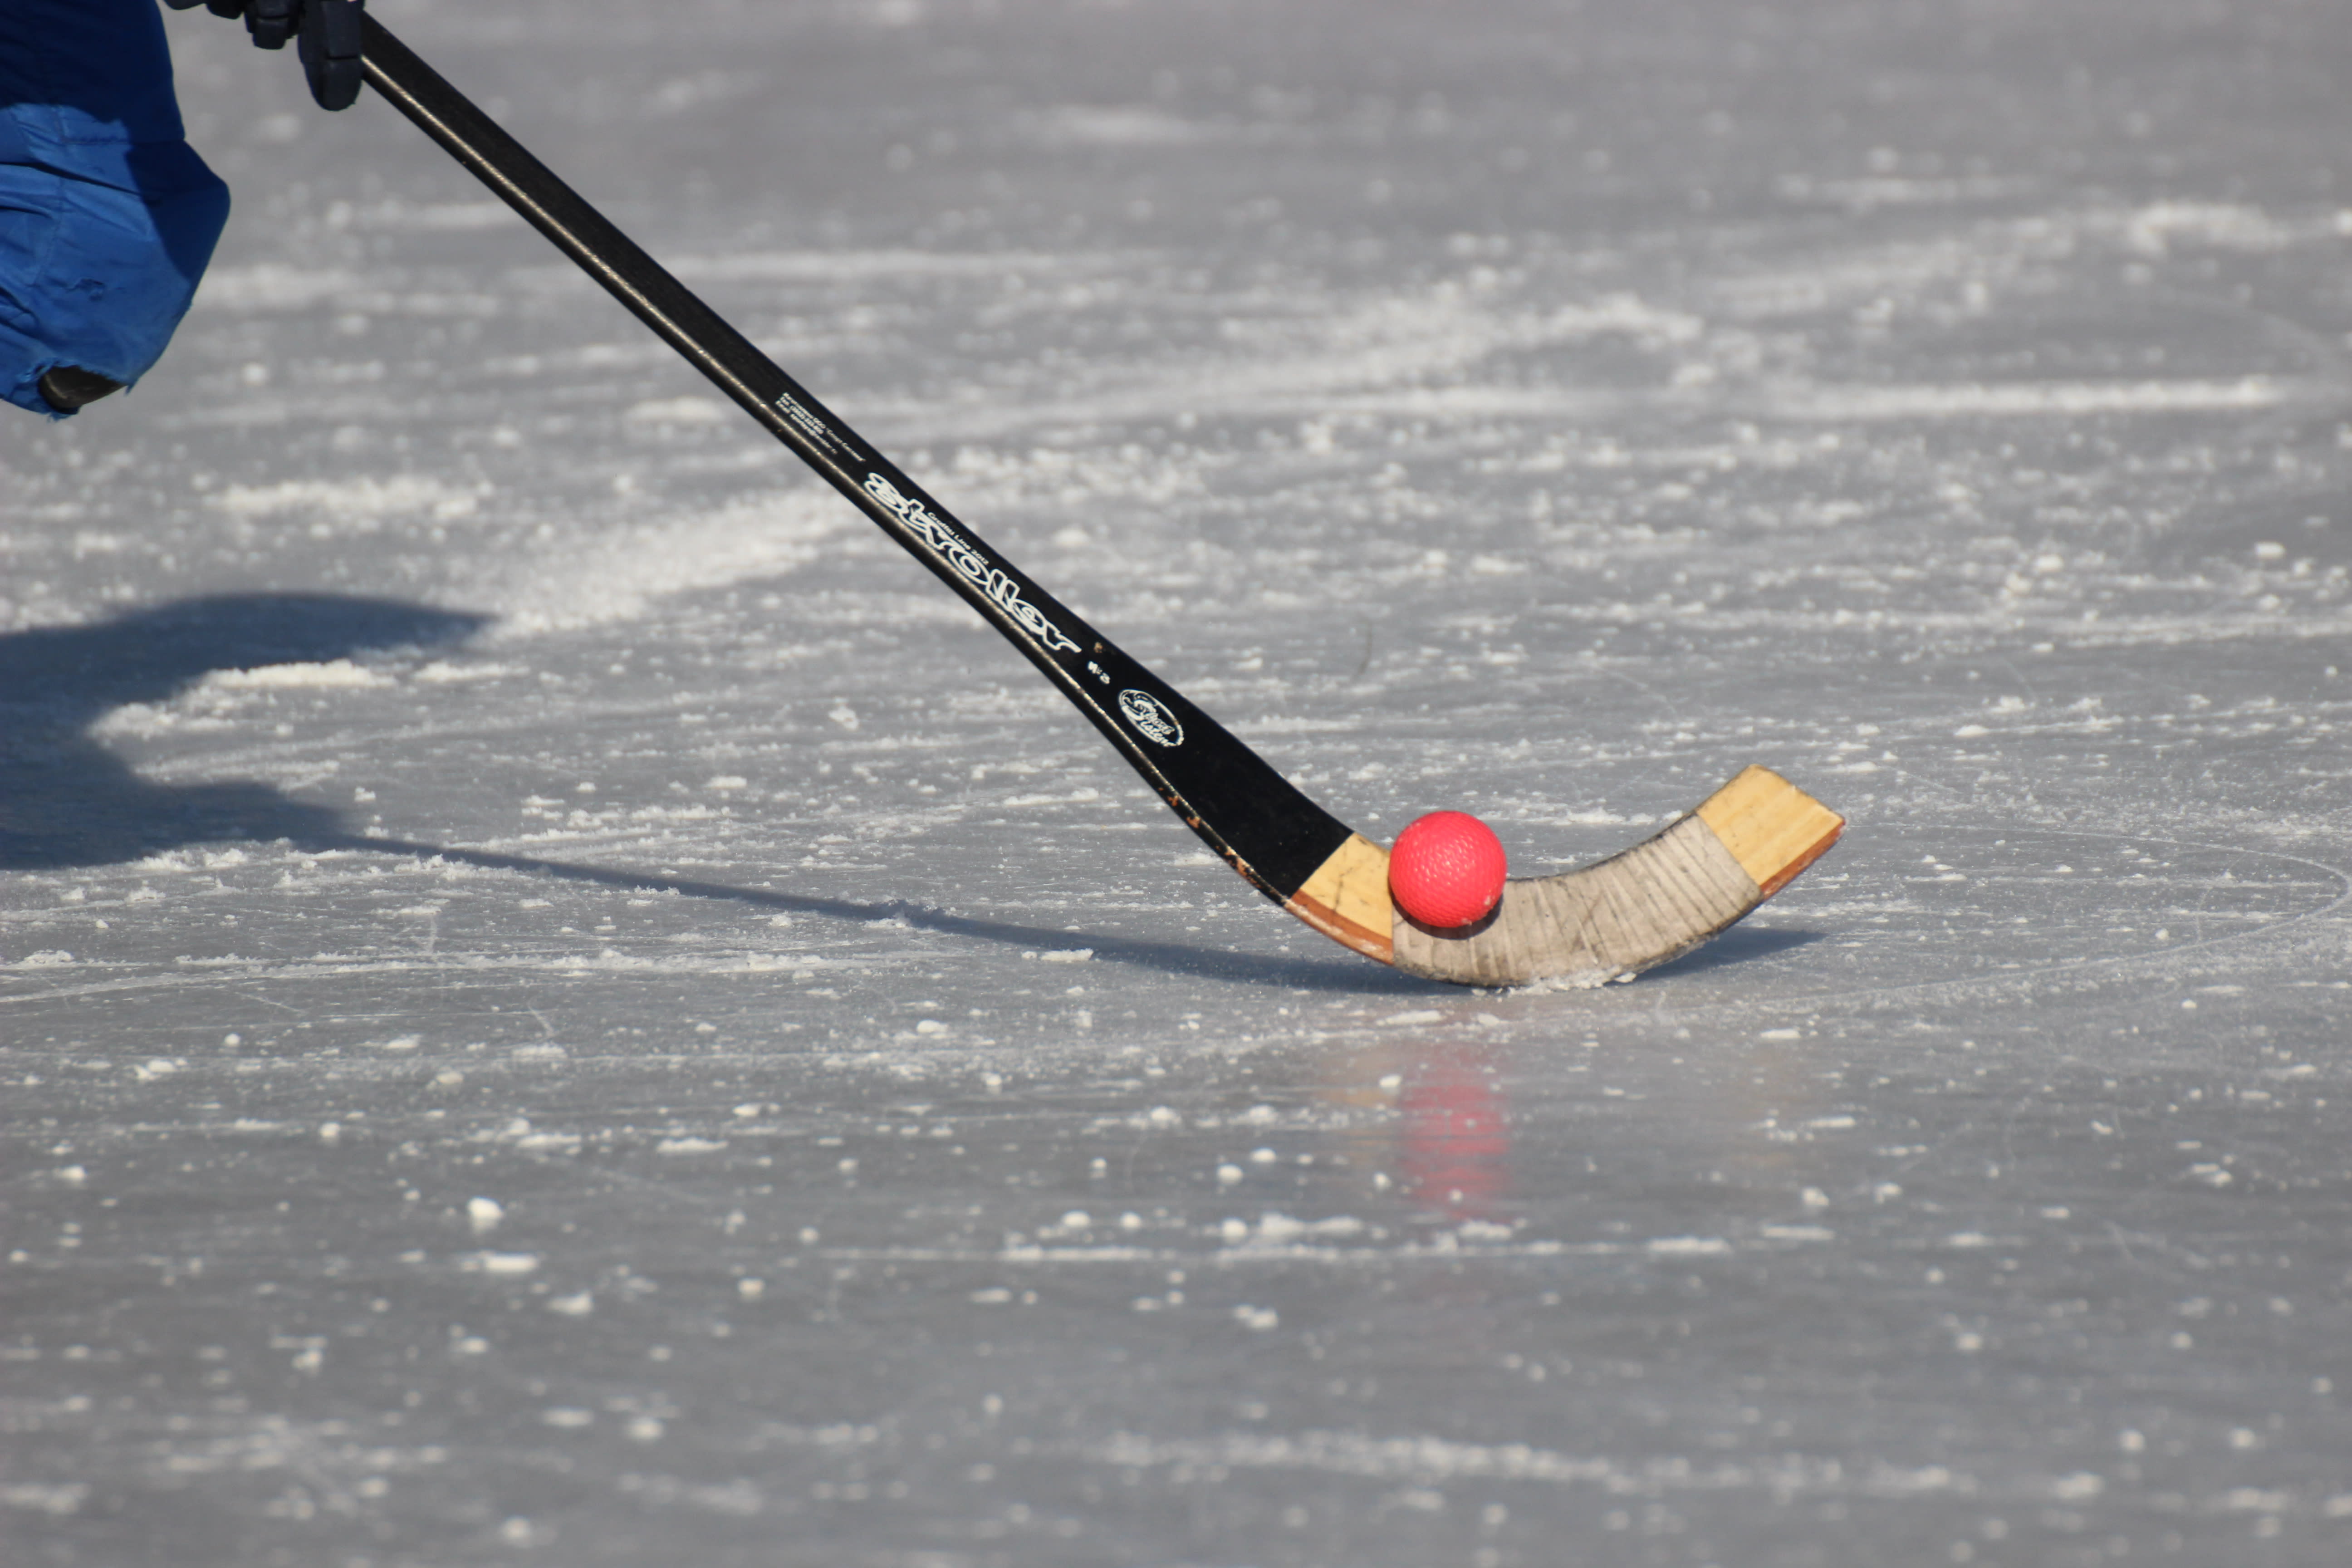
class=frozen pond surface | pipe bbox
[6,1,2352,1563]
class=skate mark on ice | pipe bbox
[1075,1428,1980,1504]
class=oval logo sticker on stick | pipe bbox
[1118,689,1185,747]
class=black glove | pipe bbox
[164,0,367,112]
[38,367,124,414]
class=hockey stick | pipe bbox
[354,15,1842,987]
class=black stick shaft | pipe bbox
[355,15,1354,901]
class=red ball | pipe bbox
[1388,811,1508,929]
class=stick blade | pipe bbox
[1289,766,1842,988]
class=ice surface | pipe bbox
[5,0,2352,1563]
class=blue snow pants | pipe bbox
[0,0,230,416]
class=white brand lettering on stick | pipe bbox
[862,473,1080,654]
[774,390,839,453]
[1118,689,1185,748]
